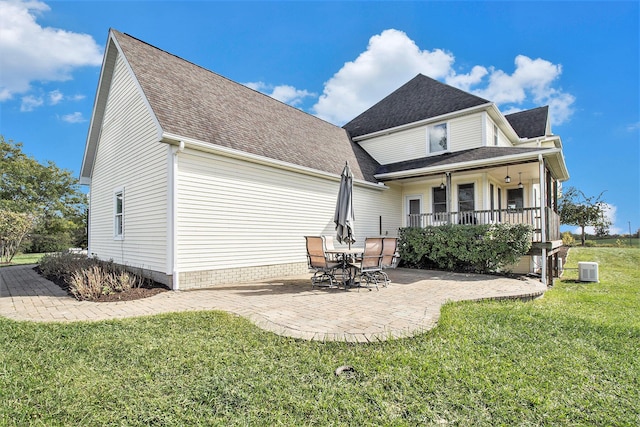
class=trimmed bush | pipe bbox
[399,223,533,274]
[562,231,576,247]
[39,252,146,301]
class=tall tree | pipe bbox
[0,135,86,258]
[559,186,609,246]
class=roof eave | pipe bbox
[79,31,116,183]
[79,29,163,184]
[374,148,568,181]
[351,102,494,142]
[161,132,387,190]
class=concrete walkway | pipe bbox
[0,264,546,342]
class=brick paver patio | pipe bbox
[0,264,546,342]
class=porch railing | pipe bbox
[407,207,560,243]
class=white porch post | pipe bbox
[445,172,452,224]
[539,155,547,286]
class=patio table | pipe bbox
[326,248,364,288]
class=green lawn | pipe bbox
[0,253,45,267]
[0,248,638,426]
[589,237,640,248]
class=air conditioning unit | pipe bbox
[578,262,599,282]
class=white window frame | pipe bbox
[114,187,124,240]
[427,122,449,154]
[493,124,499,146]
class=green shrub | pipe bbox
[39,252,146,300]
[584,240,597,247]
[562,231,575,247]
[399,223,532,274]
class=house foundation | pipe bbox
[176,262,309,290]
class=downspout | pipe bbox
[538,155,547,286]
[170,141,184,290]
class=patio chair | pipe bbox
[350,237,384,290]
[377,237,399,287]
[322,235,340,262]
[305,236,342,288]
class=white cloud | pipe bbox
[473,55,574,125]
[0,0,103,101]
[574,203,622,235]
[445,65,488,92]
[48,89,63,105]
[627,122,640,132]
[244,81,315,107]
[20,94,43,111]
[303,29,574,127]
[60,111,85,123]
[313,29,455,124]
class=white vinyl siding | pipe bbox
[486,117,511,147]
[449,113,483,151]
[88,52,167,273]
[356,127,426,165]
[358,112,486,165]
[175,151,402,272]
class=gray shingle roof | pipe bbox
[343,74,490,138]
[375,146,550,176]
[112,30,379,182]
[505,106,549,139]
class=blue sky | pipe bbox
[1,0,638,234]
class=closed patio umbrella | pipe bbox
[334,161,356,249]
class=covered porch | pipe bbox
[376,146,569,285]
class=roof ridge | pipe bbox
[111,29,340,129]
[504,105,549,118]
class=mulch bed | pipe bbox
[36,266,169,302]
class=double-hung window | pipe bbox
[114,189,124,239]
[458,183,476,224]
[432,186,447,222]
[458,184,475,212]
[428,123,448,154]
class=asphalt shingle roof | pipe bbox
[375,146,549,176]
[112,30,379,182]
[505,106,549,139]
[343,74,490,138]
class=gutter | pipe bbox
[160,132,388,191]
[375,148,563,181]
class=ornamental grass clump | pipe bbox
[39,252,144,301]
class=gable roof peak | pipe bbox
[505,105,550,139]
[343,73,491,138]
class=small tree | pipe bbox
[559,186,609,246]
[0,210,36,263]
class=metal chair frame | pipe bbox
[305,236,342,288]
[350,237,384,291]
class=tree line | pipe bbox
[1,135,86,263]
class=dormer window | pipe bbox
[428,123,448,154]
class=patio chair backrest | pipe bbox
[381,237,398,269]
[362,237,384,269]
[322,235,336,251]
[305,236,328,269]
